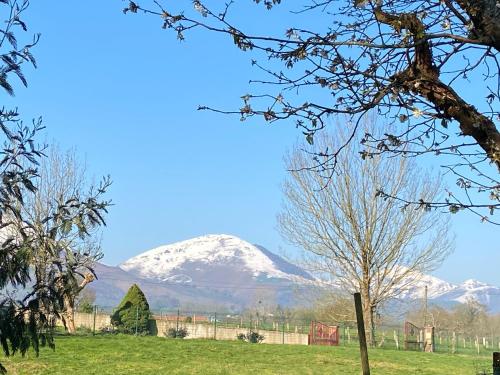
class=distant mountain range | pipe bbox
[89,234,500,313]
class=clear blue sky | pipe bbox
[6,1,498,285]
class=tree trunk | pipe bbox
[376,4,500,170]
[62,302,76,334]
[60,273,94,334]
[361,288,376,347]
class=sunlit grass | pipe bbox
[0,334,492,374]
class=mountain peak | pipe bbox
[461,279,489,289]
[119,234,313,282]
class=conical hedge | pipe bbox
[111,284,151,334]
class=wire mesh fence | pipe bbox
[76,306,500,356]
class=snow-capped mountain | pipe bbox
[397,273,500,311]
[88,234,500,312]
[433,279,500,309]
[90,234,316,310]
[120,234,313,283]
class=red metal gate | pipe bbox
[404,321,422,351]
[308,321,340,346]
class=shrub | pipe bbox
[237,330,264,343]
[165,327,188,339]
[100,326,117,334]
[185,316,192,323]
[110,284,151,334]
[236,333,246,341]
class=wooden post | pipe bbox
[452,331,456,354]
[493,352,500,375]
[176,309,180,333]
[214,312,217,340]
[354,292,370,375]
[92,305,97,336]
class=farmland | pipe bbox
[0,334,493,375]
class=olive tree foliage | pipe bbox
[21,147,108,334]
[277,126,453,345]
[0,1,110,372]
[125,0,500,222]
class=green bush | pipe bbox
[165,327,188,339]
[237,330,264,343]
[110,284,151,334]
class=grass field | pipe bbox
[0,334,493,375]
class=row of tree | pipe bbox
[407,297,500,339]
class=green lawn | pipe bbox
[0,335,493,375]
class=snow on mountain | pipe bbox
[435,279,500,308]
[396,271,456,300]
[88,234,500,312]
[120,234,314,283]
[398,272,500,312]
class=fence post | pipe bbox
[176,309,180,333]
[452,331,456,354]
[135,306,139,335]
[282,322,285,344]
[92,305,97,336]
[214,312,217,340]
[354,292,371,375]
[493,352,500,375]
[394,330,399,350]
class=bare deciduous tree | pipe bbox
[278,124,453,345]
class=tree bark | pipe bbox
[454,0,500,52]
[62,299,77,334]
[61,273,95,334]
[375,4,500,171]
[361,287,376,347]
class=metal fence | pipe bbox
[83,306,500,355]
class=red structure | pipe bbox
[308,321,340,346]
[404,321,421,351]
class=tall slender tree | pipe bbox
[278,123,453,345]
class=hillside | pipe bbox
[89,234,500,312]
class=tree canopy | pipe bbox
[22,146,109,334]
[125,0,500,222]
[111,284,151,334]
[0,1,110,372]
[278,123,452,345]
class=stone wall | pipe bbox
[72,312,111,331]
[150,320,309,345]
[70,312,309,345]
